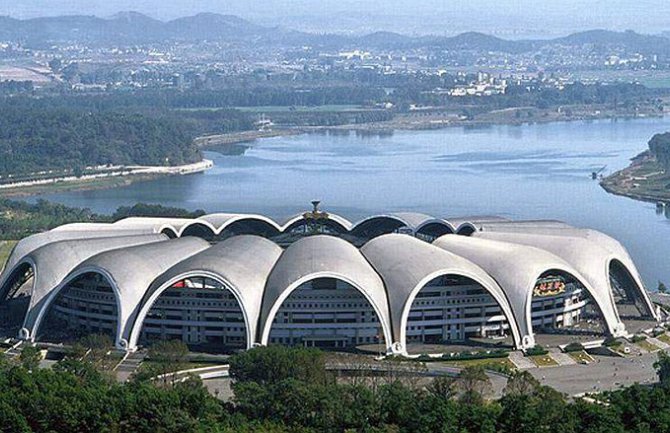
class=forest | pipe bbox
[2,344,670,433]
[0,104,201,176]
[649,132,670,171]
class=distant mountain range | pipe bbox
[1,11,669,54]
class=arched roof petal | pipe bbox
[350,212,439,238]
[128,235,283,350]
[198,213,283,233]
[0,229,158,285]
[445,215,510,229]
[476,229,656,321]
[19,234,167,340]
[259,235,393,350]
[432,235,608,347]
[361,234,522,353]
[112,217,195,234]
[33,237,210,349]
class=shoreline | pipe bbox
[600,152,670,204]
[0,159,213,198]
[3,108,666,198]
[195,110,666,150]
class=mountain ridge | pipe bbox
[0,12,668,54]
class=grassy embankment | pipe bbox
[0,240,17,269]
[600,151,670,203]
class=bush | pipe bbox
[631,335,648,343]
[441,349,509,362]
[604,336,622,347]
[563,342,585,353]
[524,345,548,356]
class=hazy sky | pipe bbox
[1,0,669,37]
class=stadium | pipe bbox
[0,204,660,355]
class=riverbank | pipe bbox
[600,151,670,203]
[194,106,666,149]
[311,106,665,133]
[0,159,213,198]
[5,105,664,197]
[194,129,303,148]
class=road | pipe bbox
[529,352,659,395]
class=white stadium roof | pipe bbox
[0,212,658,354]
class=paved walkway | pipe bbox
[530,352,659,395]
[115,351,146,382]
[550,351,577,366]
[509,351,536,369]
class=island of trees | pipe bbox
[601,132,670,204]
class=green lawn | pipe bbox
[0,240,17,270]
[529,354,559,367]
[441,357,516,372]
[656,333,670,345]
[568,351,594,364]
[636,340,660,353]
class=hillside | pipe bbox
[0,105,201,177]
[0,12,669,53]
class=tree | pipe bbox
[659,281,668,294]
[0,399,31,433]
[19,345,42,371]
[454,366,493,404]
[503,370,541,397]
[143,339,190,385]
[428,375,457,400]
[498,385,570,433]
[649,132,670,171]
[655,351,670,386]
[229,345,331,386]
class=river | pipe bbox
[33,118,670,287]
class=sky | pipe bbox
[1,0,669,38]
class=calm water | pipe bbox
[35,118,670,287]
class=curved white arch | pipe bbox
[214,214,283,234]
[474,229,655,327]
[13,234,168,340]
[456,222,477,236]
[523,266,615,340]
[178,220,219,238]
[415,219,456,236]
[259,271,394,351]
[350,214,413,237]
[0,258,35,302]
[178,214,285,238]
[29,237,210,349]
[608,258,655,318]
[281,213,352,233]
[399,268,522,354]
[127,270,254,350]
[30,267,127,348]
[158,224,180,238]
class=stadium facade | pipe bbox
[0,207,659,355]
